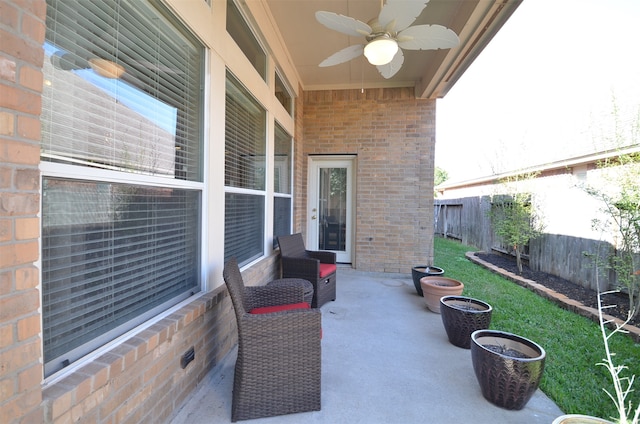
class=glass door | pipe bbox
[308,156,355,263]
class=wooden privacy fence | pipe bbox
[434,197,493,252]
[434,197,616,291]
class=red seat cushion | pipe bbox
[250,302,310,314]
[319,263,336,278]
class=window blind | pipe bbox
[273,122,292,245]
[42,178,200,372]
[224,72,267,265]
[274,122,292,194]
[273,196,292,245]
[224,193,265,265]
[224,74,266,190]
[42,0,203,181]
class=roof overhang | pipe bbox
[262,0,523,99]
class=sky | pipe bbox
[435,0,640,183]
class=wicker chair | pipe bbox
[277,233,337,308]
[222,258,322,422]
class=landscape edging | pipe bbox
[466,251,640,343]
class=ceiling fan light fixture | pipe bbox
[364,37,398,66]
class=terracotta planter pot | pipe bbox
[552,415,614,424]
[411,265,444,296]
[419,276,464,313]
[470,329,546,410]
[440,296,492,349]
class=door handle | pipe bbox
[311,215,317,220]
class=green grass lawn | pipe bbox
[434,236,640,420]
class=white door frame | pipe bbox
[307,155,356,263]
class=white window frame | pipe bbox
[40,0,206,378]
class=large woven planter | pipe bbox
[471,329,546,410]
[420,276,463,313]
[411,265,444,296]
[440,296,492,349]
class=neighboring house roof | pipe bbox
[436,143,640,195]
[263,0,522,99]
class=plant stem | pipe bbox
[596,281,639,423]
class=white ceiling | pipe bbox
[263,0,522,99]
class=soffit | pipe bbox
[262,0,522,99]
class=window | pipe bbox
[225,72,267,265]
[273,123,292,244]
[275,72,293,115]
[226,0,266,81]
[41,0,204,377]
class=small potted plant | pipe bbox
[411,265,444,296]
[420,276,464,313]
[440,295,492,349]
[470,329,546,410]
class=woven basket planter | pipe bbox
[471,329,546,410]
[411,265,444,296]
[419,276,463,313]
[440,296,492,349]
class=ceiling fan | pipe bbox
[316,0,459,79]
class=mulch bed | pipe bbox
[474,252,639,327]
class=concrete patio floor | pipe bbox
[170,267,564,423]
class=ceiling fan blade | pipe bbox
[315,11,372,37]
[378,0,429,32]
[376,49,404,79]
[319,44,365,67]
[397,25,459,50]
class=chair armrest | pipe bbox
[245,285,304,310]
[307,250,336,264]
[281,256,320,281]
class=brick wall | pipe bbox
[1,0,47,422]
[41,289,235,424]
[242,254,279,284]
[302,88,436,273]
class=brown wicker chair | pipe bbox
[277,233,337,308]
[222,258,322,422]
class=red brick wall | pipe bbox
[1,0,47,422]
[302,88,436,273]
[41,289,235,424]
